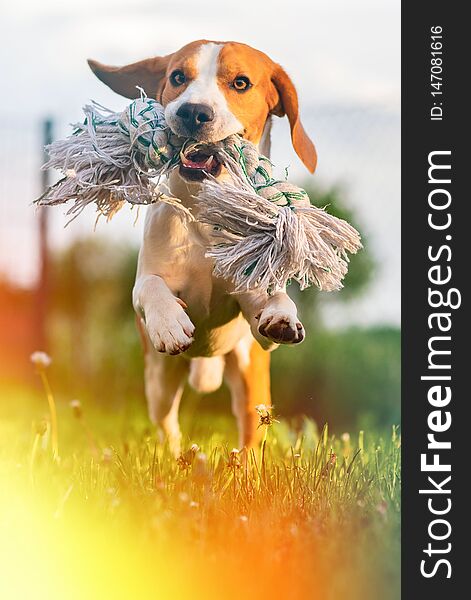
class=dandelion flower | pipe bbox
[33,420,48,436]
[102,447,114,463]
[227,448,241,469]
[320,452,337,478]
[30,351,52,369]
[30,420,49,485]
[178,492,189,503]
[69,399,83,419]
[177,444,200,470]
[255,404,279,428]
[31,351,58,460]
[376,500,388,517]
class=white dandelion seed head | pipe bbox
[178,492,190,504]
[30,351,52,369]
[194,452,207,464]
[102,447,114,463]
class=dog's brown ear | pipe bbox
[87,56,171,100]
[270,65,317,173]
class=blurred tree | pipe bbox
[271,326,400,430]
[49,238,142,401]
[288,183,375,327]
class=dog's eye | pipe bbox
[231,76,251,92]
[170,70,186,87]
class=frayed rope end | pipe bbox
[197,178,362,293]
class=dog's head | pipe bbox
[88,40,316,181]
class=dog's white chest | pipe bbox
[137,203,247,356]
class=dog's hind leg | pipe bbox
[188,356,225,394]
[138,316,189,455]
[225,334,271,449]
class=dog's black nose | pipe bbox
[176,103,214,131]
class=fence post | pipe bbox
[35,118,54,352]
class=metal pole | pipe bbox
[35,118,53,352]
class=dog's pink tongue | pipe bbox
[181,153,214,169]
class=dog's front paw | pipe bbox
[257,310,305,345]
[146,302,195,355]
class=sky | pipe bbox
[0,0,400,326]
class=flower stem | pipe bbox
[39,371,59,461]
[29,432,41,486]
[258,426,268,492]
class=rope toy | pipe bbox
[37,96,362,293]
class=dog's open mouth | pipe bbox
[179,146,222,182]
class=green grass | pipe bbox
[0,383,400,600]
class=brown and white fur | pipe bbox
[88,40,317,453]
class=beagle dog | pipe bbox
[88,40,316,453]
